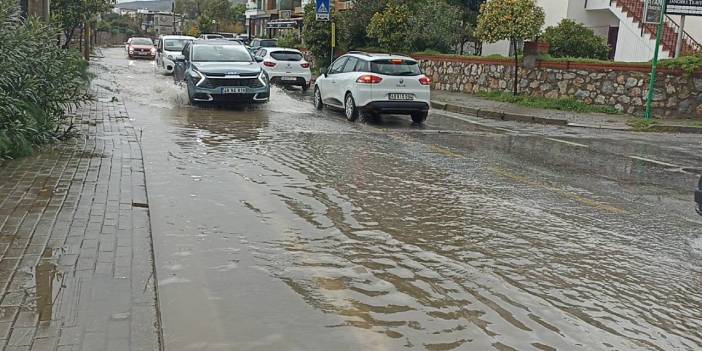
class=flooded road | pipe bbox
[95,48,701,351]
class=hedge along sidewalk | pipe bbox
[431,90,702,134]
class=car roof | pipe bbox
[191,40,246,46]
[344,52,415,62]
[264,47,301,53]
[160,35,194,40]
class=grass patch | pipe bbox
[476,91,620,114]
[626,118,658,131]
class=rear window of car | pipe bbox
[270,51,303,61]
[370,59,421,76]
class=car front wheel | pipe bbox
[313,87,323,110]
[344,93,358,121]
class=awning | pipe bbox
[266,19,301,29]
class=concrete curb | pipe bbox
[433,101,568,126]
[431,100,702,134]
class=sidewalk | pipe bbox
[0,81,160,350]
[431,90,702,133]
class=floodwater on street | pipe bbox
[95,48,701,351]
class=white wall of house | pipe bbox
[481,41,511,56]
[567,0,618,38]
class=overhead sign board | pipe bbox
[316,0,330,21]
[667,0,702,16]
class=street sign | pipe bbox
[644,0,664,23]
[316,0,330,21]
[667,0,702,16]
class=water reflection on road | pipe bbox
[98,48,701,351]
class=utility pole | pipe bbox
[172,1,176,34]
[644,0,667,121]
[675,15,686,58]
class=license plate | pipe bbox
[281,76,297,81]
[222,87,246,94]
[389,93,414,101]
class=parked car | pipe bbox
[313,51,431,123]
[249,38,277,51]
[156,35,195,74]
[126,37,156,59]
[200,34,224,40]
[217,32,236,38]
[255,48,311,91]
[696,176,701,215]
[173,40,269,104]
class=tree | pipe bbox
[366,0,412,52]
[336,0,384,49]
[542,19,610,60]
[446,0,486,54]
[409,0,462,53]
[476,0,544,95]
[52,0,113,49]
[302,2,347,72]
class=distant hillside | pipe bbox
[115,0,247,12]
[115,0,173,12]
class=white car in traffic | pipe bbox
[155,35,195,74]
[313,52,431,123]
[255,47,312,91]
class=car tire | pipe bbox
[313,87,324,110]
[187,83,197,106]
[301,83,309,92]
[344,93,358,122]
[411,111,428,124]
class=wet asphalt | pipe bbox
[94,48,701,351]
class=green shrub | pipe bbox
[660,54,702,77]
[0,0,90,160]
[542,19,610,60]
[276,30,301,49]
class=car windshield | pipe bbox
[258,40,277,47]
[192,45,252,62]
[270,51,303,61]
[131,38,153,45]
[164,39,189,51]
[371,59,421,76]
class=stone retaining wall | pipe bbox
[416,55,702,118]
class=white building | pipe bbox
[482,0,702,62]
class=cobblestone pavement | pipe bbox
[0,79,161,350]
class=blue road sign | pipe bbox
[316,0,330,21]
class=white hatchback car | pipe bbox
[155,35,195,74]
[255,47,312,90]
[313,52,431,123]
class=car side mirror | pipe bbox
[174,54,185,62]
[157,48,162,53]
[255,56,264,63]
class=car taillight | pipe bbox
[419,77,431,85]
[356,75,382,84]
[301,63,310,68]
[263,61,276,67]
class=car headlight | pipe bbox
[150,48,156,54]
[189,70,205,86]
[257,72,268,86]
